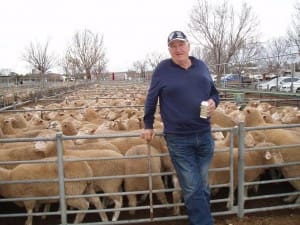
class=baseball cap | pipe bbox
[167,31,188,46]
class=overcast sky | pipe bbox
[0,0,297,74]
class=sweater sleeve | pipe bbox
[143,71,161,129]
[209,81,220,108]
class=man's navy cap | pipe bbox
[167,31,188,45]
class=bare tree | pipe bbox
[66,29,106,79]
[92,58,108,80]
[146,52,167,71]
[191,46,201,59]
[191,46,217,65]
[288,1,300,55]
[60,54,82,79]
[231,40,263,75]
[22,40,55,74]
[264,38,292,74]
[132,59,148,80]
[188,0,260,84]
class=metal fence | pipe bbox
[0,123,299,225]
[0,81,299,224]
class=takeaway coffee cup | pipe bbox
[200,101,208,119]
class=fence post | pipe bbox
[56,132,68,225]
[237,122,245,218]
[147,142,154,220]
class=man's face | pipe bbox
[168,40,190,63]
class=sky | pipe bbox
[0,0,297,74]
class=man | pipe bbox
[141,31,219,225]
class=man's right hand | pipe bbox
[140,129,155,142]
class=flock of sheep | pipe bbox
[0,82,299,225]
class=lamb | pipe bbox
[214,130,256,149]
[209,142,283,208]
[210,109,237,128]
[256,102,273,112]
[244,107,300,141]
[23,111,34,121]
[268,142,300,204]
[11,113,28,128]
[281,110,300,125]
[247,100,260,108]
[0,156,108,225]
[124,144,169,215]
[38,142,125,221]
[0,142,51,169]
[48,119,97,137]
[209,147,238,199]
[83,106,104,124]
[115,117,142,130]
[56,125,120,152]
[26,114,48,129]
[100,131,168,155]
[105,109,123,121]
[0,129,76,168]
[0,127,41,140]
[261,112,281,124]
[247,130,267,144]
[61,119,79,135]
[243,107,300,145]
[94,120,120,132]
[72,132,120,152]
[242,142,284,194]
[1,116,47,137]
[243,107,300,203]
[48,120,111,150]
[1,117,18,135]
[155,139,182,216]
[141,135,182,216]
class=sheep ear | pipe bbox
[264,151,272,160]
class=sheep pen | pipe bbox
[0,80,299,225]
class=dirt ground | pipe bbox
[123,206,300,225]
[0,176,299,225]
[1,204,299,225]
[1,191,299,225]
[2,206,299,225]
[214,211,300,225]
[141,211,300,225]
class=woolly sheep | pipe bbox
[210,142,283,208]
[0,156,108,225]
[0,145,46,169]
[124,144,169,215]
[12,113,28,128]
[38,142,125,221]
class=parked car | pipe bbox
[256,76,300,91]
[280,80,300,93]
[221,74,251,87]
[252,74,263,80]
[221,74,237,82]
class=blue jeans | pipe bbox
[165,132,214,225]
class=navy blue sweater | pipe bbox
[144,56,220,135]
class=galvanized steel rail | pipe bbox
[0,123,299,224]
